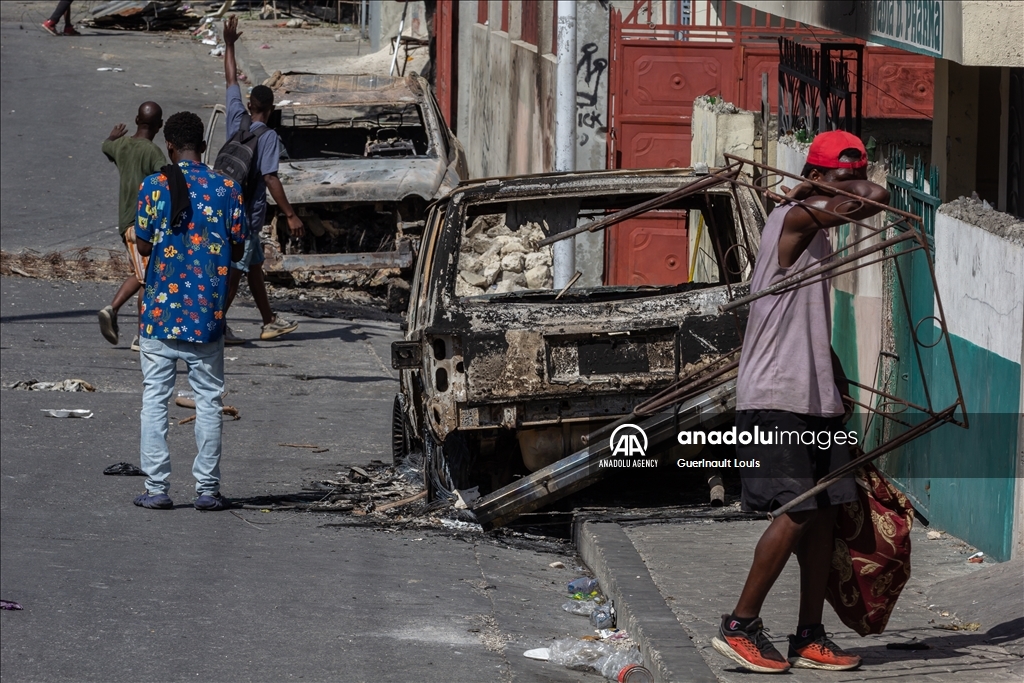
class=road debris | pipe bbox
[548,561,566,569]
[546,637,644,680]
[41,409,93,418]
[927,530,943,540]
[13,379,95,392]
[96,67,124,72]
[86,1,201,31]
[279,443,320,449]
[968,551,985,563]
[103,462,145,476]
[177,406,238,425]
[0,600,23,611]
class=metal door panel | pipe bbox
[605,212,688,286]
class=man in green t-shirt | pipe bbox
[98,102,166,349]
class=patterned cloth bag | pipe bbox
[825,463,915,635]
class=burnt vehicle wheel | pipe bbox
[391,394,410,465]
[423,431,473,502]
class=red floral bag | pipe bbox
[825,463,915,635]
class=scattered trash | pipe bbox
[209,45,224,57]
[103,462,145,476]
[523,647,550,661]
[590,604,615,629]
[887,641,931,650]
[617,664,654,682]
[934,622,982,632]
[41,409,93,419]
[96,67,124,72]
[279,443,320,449]
[260,43,271,49]
[926,530,943,540]
[568,577,599,596]
[134,83,152,88]
[547,638,645,681]
[13,379,95,392]
[597,629,630,642]
[285,18,307,28]
[549,561,566,569]
[968,551,984,563]
[453,486,480,510]
[201,38,217,45]
[562,599,602,616]
[0,600,23,611]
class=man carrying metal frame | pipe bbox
[712,131,889,673]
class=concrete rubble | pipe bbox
[456,215,553,297]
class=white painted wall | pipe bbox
[933,213,1024,365]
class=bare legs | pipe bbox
[227,266,274,326]
[732,505,836,623]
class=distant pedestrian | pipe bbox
[98,102,166,351]
[219,14,303,344]
[131,111,247,511]
[41,0,80,35]
[712,131,889,673]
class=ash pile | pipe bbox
[457,215,553,297]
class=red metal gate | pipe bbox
[604,0,933,286]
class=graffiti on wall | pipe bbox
[577,42,607,146]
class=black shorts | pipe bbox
[736,409,858,513]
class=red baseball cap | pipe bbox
[806,130,868,169]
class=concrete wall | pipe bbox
[377,1,428,49]
[454,1,612,286]
[690,99,756,169]
[926,210,1023,560]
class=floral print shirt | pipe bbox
[134,160,247,343]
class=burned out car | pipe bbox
[203,73,466,296]
[391,169,765,500]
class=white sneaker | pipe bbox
[130,336,141,352]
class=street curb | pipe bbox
[575,521,718,683]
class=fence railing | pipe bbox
[886,146,940,244]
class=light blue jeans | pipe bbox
[139,337,225,496]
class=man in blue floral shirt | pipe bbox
[132,111,247,512]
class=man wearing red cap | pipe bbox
[711,130,889,673]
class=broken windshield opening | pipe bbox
[275,103,431,161]
[455,192,740,300]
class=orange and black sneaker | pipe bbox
[712,614,791,674]
[787,624,862,670]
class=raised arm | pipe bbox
[783,179,890,235]
[223,15,242,88]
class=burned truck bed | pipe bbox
[391,168,764,504]
[202,73,466,304]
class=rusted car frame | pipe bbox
[392,168,765,501]
[202,73,466,287]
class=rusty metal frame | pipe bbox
[710,154,968,517]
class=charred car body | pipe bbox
[391,169,765,501]
[204,73,466,299]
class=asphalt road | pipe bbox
[0,8,598,681]
[1,3,231,253]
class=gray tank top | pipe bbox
[736,204,843,417]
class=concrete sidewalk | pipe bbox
[578,514,1023,682]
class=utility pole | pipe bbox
[553,0,577,288]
